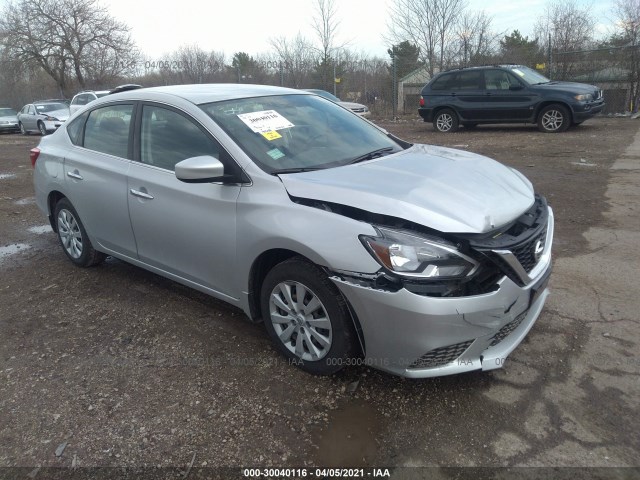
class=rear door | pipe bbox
[63,103,138,257]
[482,69,537,121]
[126,103,242,298]
[446,71,485,121]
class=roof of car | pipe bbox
[439,64,526,74]
[109,84,307,105]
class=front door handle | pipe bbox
[130,188,154,200]
[67,170,83,180]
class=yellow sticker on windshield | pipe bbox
[262,130,282,141]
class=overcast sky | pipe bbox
[0,0,617,59]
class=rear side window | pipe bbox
[430,73,454,91]
[66,112,89,145]
[430,71,482,91]
[456,71,482,90]
[84,104,133,158]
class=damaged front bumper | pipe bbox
[330,207,554,378]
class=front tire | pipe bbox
[38,121,47,136]
[538,104,571,133]
[433,109,459,133]
[54,198,105,267]
[260,257,357,375]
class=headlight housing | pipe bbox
[360,227,479,279]
[43,115,59,121]
[574,94,593,102]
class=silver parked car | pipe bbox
[18,101,70,135]
[31,84,553,378]
[0,107,20,133]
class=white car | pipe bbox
[69,90,111,114]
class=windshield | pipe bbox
[508,66,550,85]
[35,103,68,113]
[200,94,401,174]
[0,108,17,116]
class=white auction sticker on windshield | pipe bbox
[237,110,294,133]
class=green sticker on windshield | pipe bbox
[267,148,285,160]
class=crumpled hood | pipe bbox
[279,144,535,233]
[46,109,69,121]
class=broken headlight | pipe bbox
[360,227,479,279]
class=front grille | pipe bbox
[512,227,547,273]
[409,340,474,369]
[489,310,528,347]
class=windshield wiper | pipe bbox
[346,147,395,165]
[273,167,324,175]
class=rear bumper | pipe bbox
[418,108,434,122]
[0,122,19,132]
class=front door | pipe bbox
[127,103,242,299]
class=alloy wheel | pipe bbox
[436,114,454,132]
[541,109,564,131]
[57,209,83,259]
[268,281,333,361]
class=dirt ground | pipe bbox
[1,117,639,479]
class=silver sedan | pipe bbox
[31,84,553,378]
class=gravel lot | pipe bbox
[1,117,639,479]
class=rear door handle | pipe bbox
[67,170,83,180]
[130,188,154,200]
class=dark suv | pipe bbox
[419,65,605,133]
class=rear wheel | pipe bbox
[433,109,459,133]
[537,104,570,133]
[19,122,27,135]
[260,257,357,375]
[54,198,105,267]
[38,121,47,136]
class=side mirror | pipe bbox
[175,155,225,183]
[509,84,524,91]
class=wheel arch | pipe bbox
[47,190,67,232]
[534,100,574,123]
[247,248,365,356]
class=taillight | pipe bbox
[30,148,40,168]
[419,96,425,107]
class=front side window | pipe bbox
[200,94,401,174]
[140,105,221,172]
[28,105,36,115]
[485,70,521,90]
[83,104,133,158]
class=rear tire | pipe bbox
[260,257,357,375]
[537,104,571,133]
[433,109,459,133]
[54,198,105,267]
[19,122,27,135]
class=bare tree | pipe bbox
[534,0,595,78]
[386,0,467,75]
[311,0,344,90]
[0,0,139,96]
[455,10,500,67]
[269,34,317,87]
